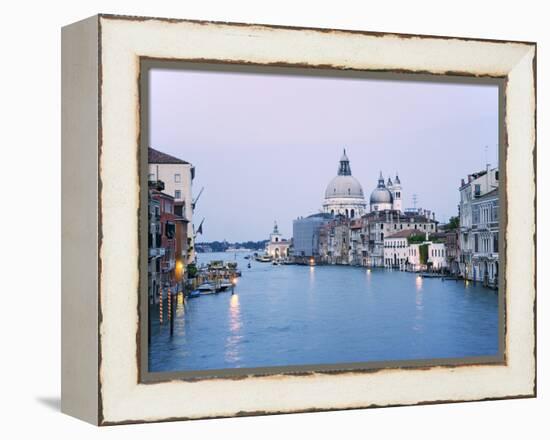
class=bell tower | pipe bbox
[392,173,403,213]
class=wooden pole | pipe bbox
[159,287,163,325]
[170,288,175,336]
[167,287,172,322]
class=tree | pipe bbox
[448,216,459,230]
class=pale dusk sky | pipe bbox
[149,67,499,242]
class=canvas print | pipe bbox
[145,65,502,375]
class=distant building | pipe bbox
[148,147,196,263]
[370,172,395,212]
[444,229,460,275]
[383,229,424,269]
[265,221,290,259]
[322,149,367,218]
[360,210,438,267]
[428,242,447,270]
[458,167,499,282]
[471,188,499,286]
[292,213,332,261]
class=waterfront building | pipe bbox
[318,217,352,265]
[360,209,438,267]
[265,221,290,259]
[148,147,196,263]
[405,239,447,272]
[150,185,189,302]
[458,167,499,281]
[322,149,367,218]
[444,228,460,275]
[148,182,163,304]
[471,188,499,286]
[428,242,447,270]
[293,213,333,262]
[383,229,424,269]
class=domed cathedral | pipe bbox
[370,171,403,213]
[322,149,367,219]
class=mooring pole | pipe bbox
[159,286,163,325]
[170,289,175,337]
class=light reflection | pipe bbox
[415,275,423,292]
[225,294,242,364]
[366,268,372,282]
[414,276,424,333]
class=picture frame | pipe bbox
[61,14,536,425]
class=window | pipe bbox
[474,184,481,198]
[174,173,181,183]
[165,222,175,239]
[474,234,479,252]
[174,190,181,199]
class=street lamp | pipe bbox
[231,277,238,295]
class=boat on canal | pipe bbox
[197,282,217,294]
[187,290,201,298]
[255,254,272,263]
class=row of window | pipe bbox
[473,233,498,253]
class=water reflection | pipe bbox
[225,294,242,364]
[413,276,424,333]
[149,252,499,372]
[415,274,423,292]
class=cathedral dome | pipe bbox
[370,172,393,204]
[369,186,393,204]
[325,175,365,199]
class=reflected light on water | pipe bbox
[225,294,242,363]
[229,294,241,331]
[414,277,424,333]
[415,275,423,292]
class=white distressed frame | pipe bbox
[63,14,536,425]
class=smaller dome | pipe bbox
[370,171,393,204]
[370,187,393,204]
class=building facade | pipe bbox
[265,221,290,259]
[458,167,499,282]
[292,213,332,261]
[470,188,499,287]
[148,147,196,263]
[383,229,424,269]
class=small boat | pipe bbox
[255,255,272,263]
[218,280,233,291]
[247,262,251,268]
[187,290,201,298]
[272,260,279,266]
[197,283,217,294]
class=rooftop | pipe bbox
[149,147,190,164]
[386,229,426,239]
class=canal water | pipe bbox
[149,252,499,372]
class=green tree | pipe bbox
[448,216,459,230]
